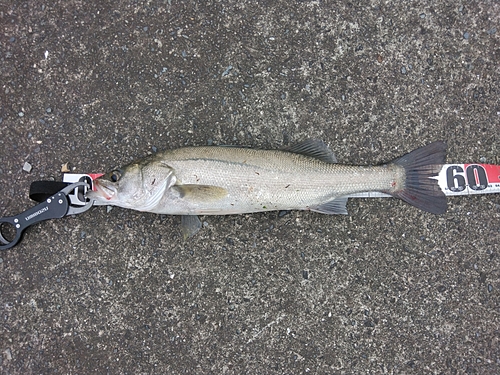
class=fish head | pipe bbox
[88,161,175,211]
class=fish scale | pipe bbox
[166,153,398,214]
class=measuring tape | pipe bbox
[437,164,500,196]
[62,164,500,205]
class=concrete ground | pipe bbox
[1,1,499,374]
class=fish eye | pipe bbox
[110,170,122,183]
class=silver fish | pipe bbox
[87,140,447,237]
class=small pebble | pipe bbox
[222,65,233,77]
[61,163,71,173]
[46,107,52,113]
[106,206,113,213]
[18,111,24,117]
[151,146,158,153]
[23,162,32,173]
[419,13,426,19]
[488,284,493,292]
[463,32,470,40]
[401,67,407,74]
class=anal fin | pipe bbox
[310,197,348,215]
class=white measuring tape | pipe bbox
[63,163,500,205]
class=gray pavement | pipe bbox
[1,1,499,374]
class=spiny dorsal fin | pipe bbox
[173,184,228,202]
[283,139,337,163]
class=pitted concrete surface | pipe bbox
[0,1,499,374]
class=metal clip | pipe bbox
[0,182,92,250]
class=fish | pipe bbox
[87,139,447,237]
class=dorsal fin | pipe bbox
[283,139,337,163]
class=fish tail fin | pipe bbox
[389,141,447,214]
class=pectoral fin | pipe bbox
[173,184,228,202]
[181,215,202,240]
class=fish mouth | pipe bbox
[87,179,117,202]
